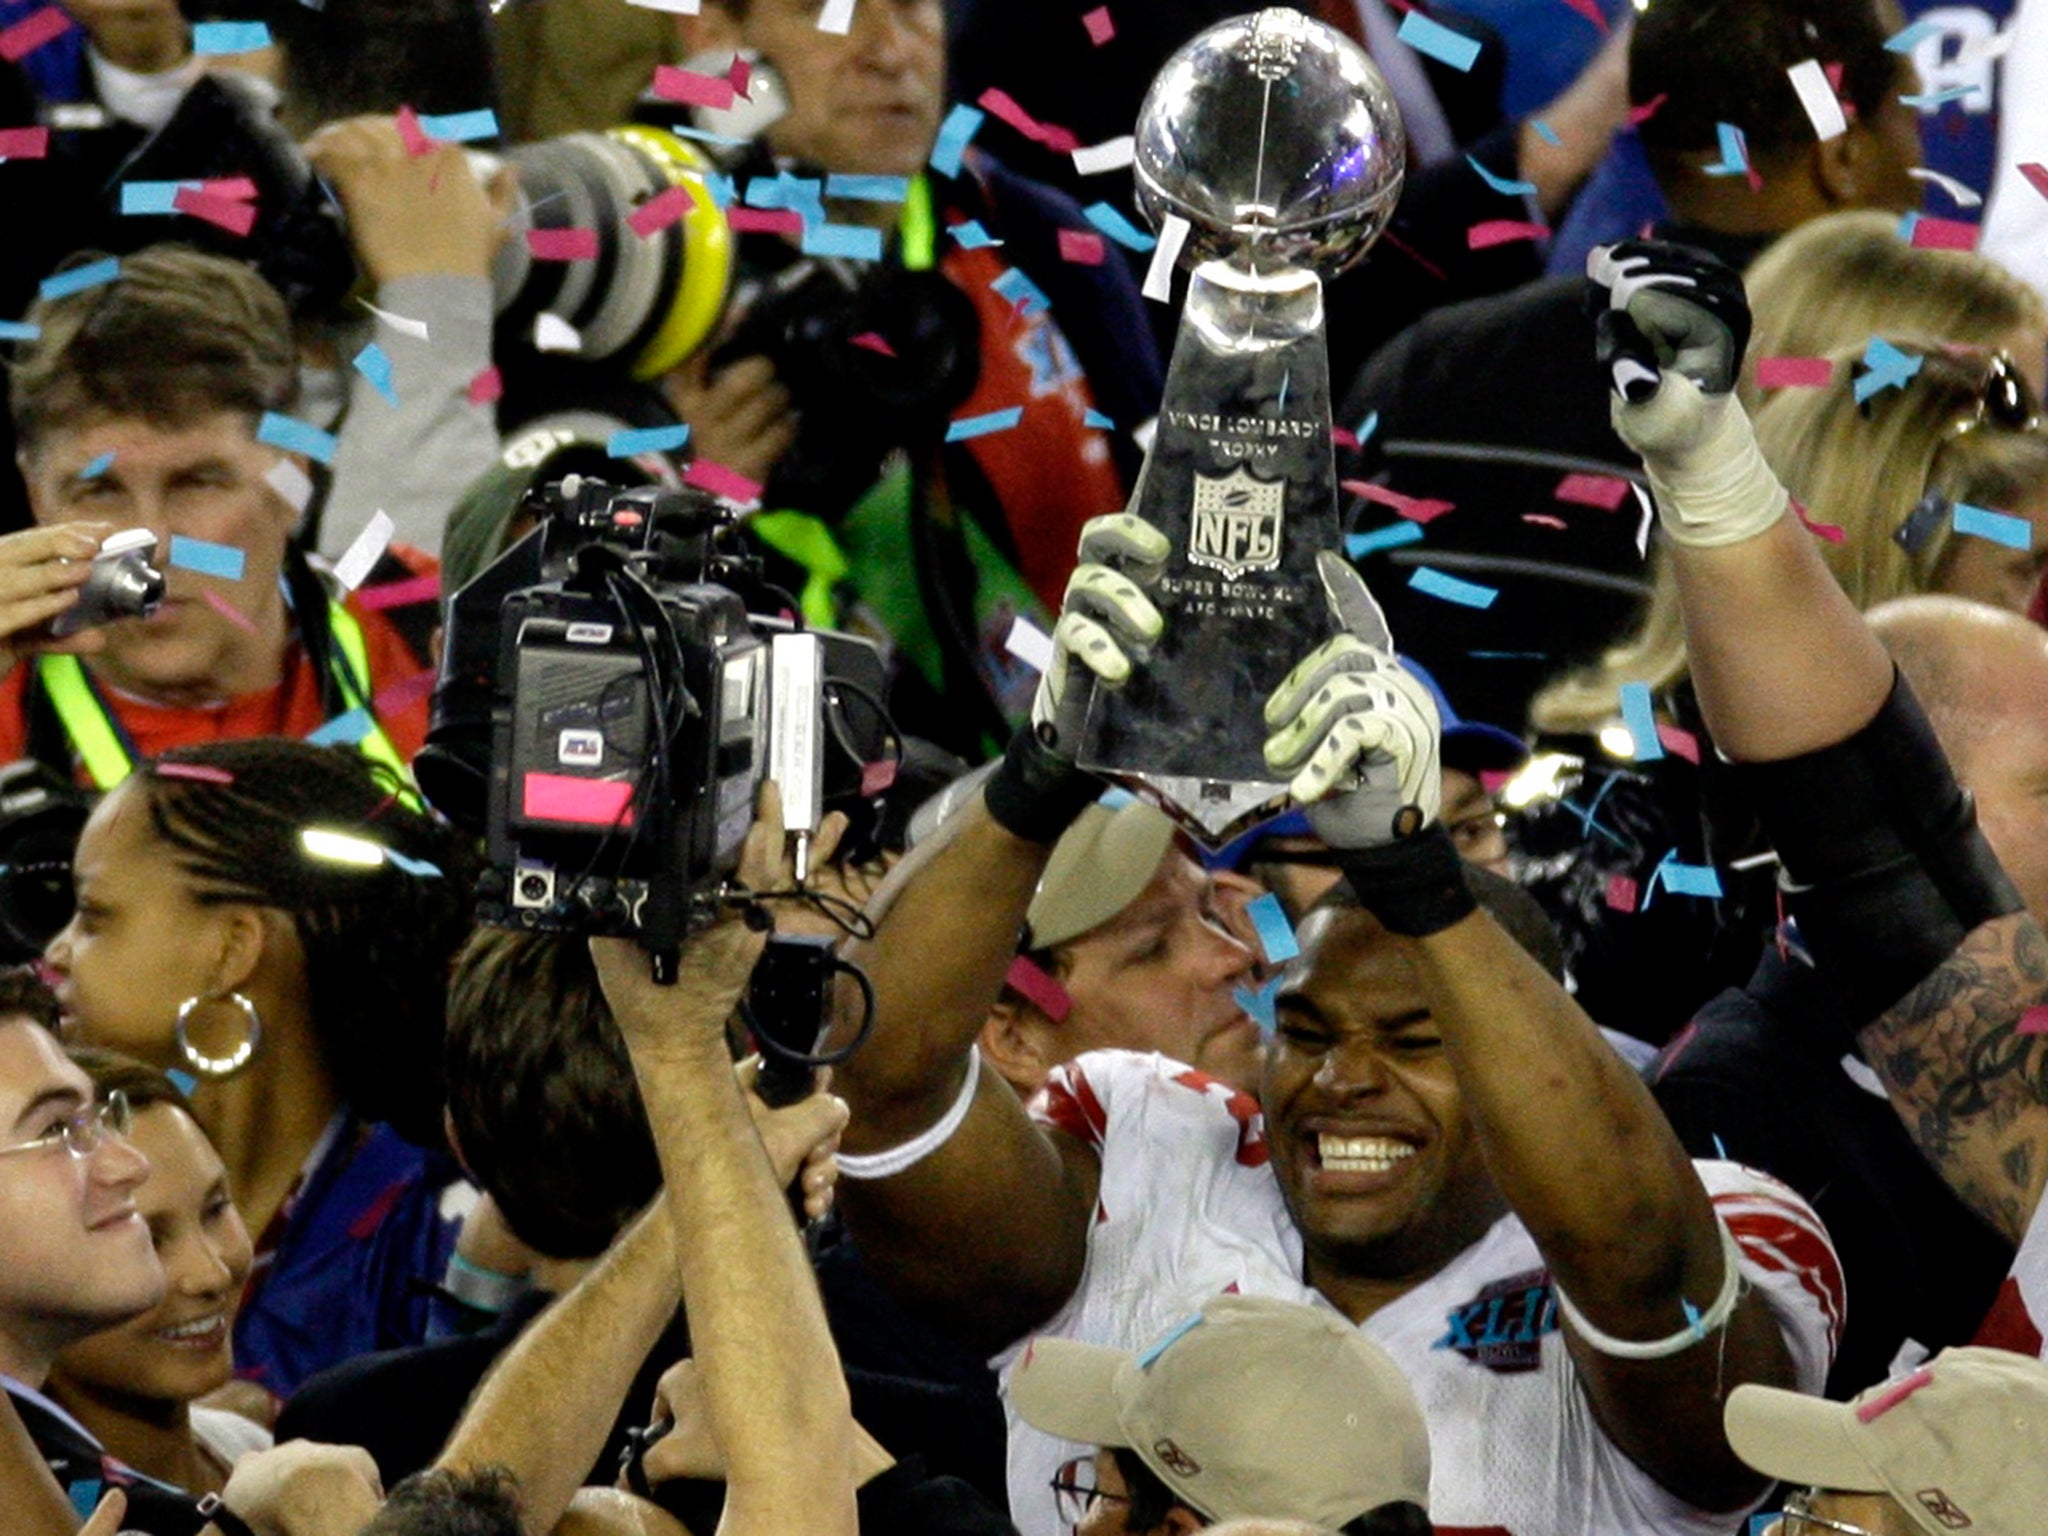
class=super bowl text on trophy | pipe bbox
[1078,7,1406,844]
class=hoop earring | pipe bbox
[174,993,263,1080]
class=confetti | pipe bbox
[1755,356,1834,389]
[1081,5,1114,44]
[1618,682,1663,761]
[1604,873,1638,912]
[1345,522,1426,558]
[949,218,1002,249]
[307,708,375,747]
[726,207,804,235]
[1792,497,1846,545]
[1653,856,1722,899]
[79,452,113,480]
[1900,86,1983,110]
[1408,567,1498,608]
[1627,93,1668,127]
[1908,167,1982,208]
[627,184,697,239]
[333,511,396,592]
[1704,122,1753,181]
[1529,118,1562,147]
[2020,164,2048,203]
[1084,408,1115,430]
[1245,892,1299,964]
[257,411,338,464]
[1343,480,1455,523]
[356,573,441,610]
[1555,472,1634,509]
[1905,213,1977,250]
[652,64,737,109]
[169,537,246,581]
[977,88,1081,154]
[1786,59,1848,140]
[992,267,1050,315]
[1522,512,1568,530]
[1004,614,1054,674]
[683,459,764,504]
[1552,0,1607,31]
[947,406,1024,441]
[394,105,433,157]
[1467,154,1538,198]
[527,227,599,261]
[1656,722,1701,763]
[533,313,581,352]
[204,590,260,635]
[849,331,896,356]
[1142,212,1190,301]
[825,173,909,202]
[172,186,257,236]
[1083,201,1155,252]
[0,5,72,63]
[1072,136,1136,176]
[1396,10,1480,71]
[0,125,50,159]
[417,108,500,143]
[265,458,314,513]
[1007,955,1072,1021]
[192,20,271,53]
[1058,229,1107,265]
[1234,977,1283,1037]
[817,0,856,33]
[1467,219,1548,249]
[607,423,692,458]
[1854,336,1922,402]
[802,222,884,259]
[466,364,505,404]
[929,104,984,177]
[40,258,121,302]
[1886,18,1944,52]
[1953,503,2033,550]
[2019,1006,2048,1035]
[352,342,398,406]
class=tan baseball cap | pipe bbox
[1725,1346,2048,1534]
[1024,798,1178,950]
[1010,1294,1431,1526]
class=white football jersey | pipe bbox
[997,1049,1844,1536]
[1974,1189,2048,1359]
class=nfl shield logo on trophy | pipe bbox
[1188,465,1285,578]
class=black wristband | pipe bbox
[1334,823,1478,938]
[196,1492,261,1536]
[982,721,1102,844]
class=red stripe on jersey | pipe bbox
[1972,1276,2046,1358]
[1035,1063,1109,1150]
[1717,1197,1847,1345]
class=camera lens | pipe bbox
[517,873,551,904]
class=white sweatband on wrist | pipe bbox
[837,1046,982,1181]
[442,1252,531,1314]
[1552,1217,1745,1360]
[1613,375,1789,548]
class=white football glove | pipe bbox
[1030,512,1169,756]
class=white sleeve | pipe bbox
[1698,1159,1845,1393]
[1980,0,2048,309]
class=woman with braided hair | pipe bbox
[41,737,478,1405]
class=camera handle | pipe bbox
[740,933,876,1107]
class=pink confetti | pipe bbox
[976,88,1081,154]
[727,53,752,98]
[2020,164,2048,202]
[1792,497,1846,545]
[1910,215,1978,251]
[1058,228,1106,265]
[527,227,599,262]
[1604,874,1639,913]
[0,6,73,62]
[1755,356,1834,389]
[1343,480,1455,523]
[1329,427,1359,450]
[466,365,503,406]
[1552,0,1607,31]
[652,64,736,110]
[684,459,764,504]
[203,589,260,635]
[849,331,897,357]
[1007,954,1073,1021]
[0,125,50,159]
[394,104,433,157]
[1856,1367,1935,1422]
[1479,768,1516,796]
[860,759,899,796]
[173,186,257,237]
[727,207,805,235]
[1521,512,1569,530]
[1081,5,1114,44]
[1654,722,1700,763]
[1627,92,1668,127]
[1467,219,1549,250]
[355,573,441,611]
[201,176,258,202]
[154,762,236,785]
[1555,472,1632,510]
[627,183,697,239]
[2021,1006,2048,1035]
[373,668,438,718]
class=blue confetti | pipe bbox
[1900,86,1983,110]
[607,423,692,458]
[946,407,1024,441]
[1855,337,1923,403]
[802,222,885,260]
[0,320,39,342]
[1345,522,1425,558]
[662,124,753,149]
[1467,153,1538,198]
[1885,17,1944,52]
[1235,977,1283,1038]
[167,1069,198,1096]
[1083,407,1115,430]
[1097,787,1137,809]
[698,171,736,209]
[192,19,271,53]
[40,258,121,302]
[385,849,444,879]
[169,536,246,581]
[119,180,193,214]
[306,708,375,747]
[991,267,1050,316]
[1408,566,1498,609]
[1530,117,1562,147]
[80,451,113,480]
[1713,1133,1730,1160]
[68,1479,103,1520]
[1654,854,1723,899]
[1245,892,1300,964]
[1355,410,1380,445]
[1954,503,2033,549]
[1137,1311,1206,1368]
[1083,201,1157,252]
[417,108,500,143]
[352,341,398,406]
[1682,1297,1706,1339]
[1396,10,1481,71]
[948,218,1003,249]
[929,104,984,177]
[825,173,910,203]
[746,172,825,224]
[257,411,339,464]
[1618,682,1663,762]
[1704,122,1750,178]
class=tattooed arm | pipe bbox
[1858,914,2048,1246]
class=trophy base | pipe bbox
[1108,771,1292,849]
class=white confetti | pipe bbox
[817,0,855,33]
[1786,59,1848,141]
[333,511,396,592]
[1131,416,1158,454]
[1908,166,1984,208]
[533,312,581,353]
[1072,136,1136,176]
[1141,213,1190,302]
[1005,615,1054,675]
[265,457,315,514]
[357,299,430,341]
[626,0,700,11]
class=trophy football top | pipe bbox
[1133,7,1407,280]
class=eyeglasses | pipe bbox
[0,1090,132,1160]
[1050,1456,1130,1528]
[1944,350,2044,439]
[1772,1488,1885,1536]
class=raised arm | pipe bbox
[830,516,1165,1353]
[1592,240,2048,1245]
[1262,565,1793,1513]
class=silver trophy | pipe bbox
[1079,8,1405,845]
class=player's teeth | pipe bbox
[159,1314,222,1340]
[1319,1135,1415,1172]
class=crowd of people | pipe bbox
[4,0,2048,1533]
